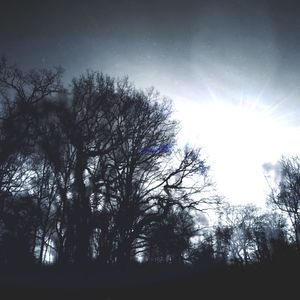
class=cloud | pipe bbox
[262,161,282,182]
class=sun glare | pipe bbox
[175,97,300,206]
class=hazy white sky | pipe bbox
[172,97,300,207]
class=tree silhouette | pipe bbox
[0,192,41,265]
[144,209,196,263]
[268,156,300,248]
[216,203,259,264]
[189,232,215,266]
[0,59,218,267]
[251,212,289,262]
[3,57,298,296]
[0,57,63,265]
[215,202,291,264]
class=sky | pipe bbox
[1,0,300,206]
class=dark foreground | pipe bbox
[0,261,298,299]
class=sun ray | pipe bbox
[174,81,300,206]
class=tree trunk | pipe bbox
[73,148,91,264]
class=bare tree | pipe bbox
[267,156,300,248]
[217,203,260,264]
[0,58,64,265]
[0,60,218,267]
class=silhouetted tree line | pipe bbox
[0,57,217,266]
[0,57,299,270]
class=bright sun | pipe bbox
[174,97,300,206]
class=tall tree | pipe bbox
[0,60,218,266]
[0,57,63,264]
